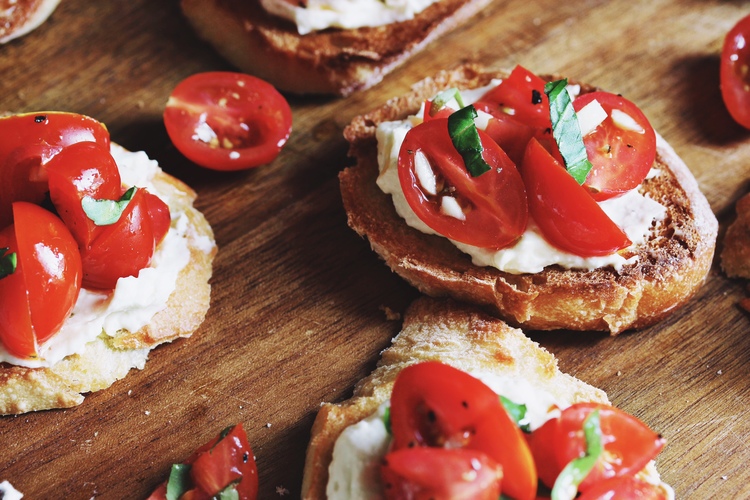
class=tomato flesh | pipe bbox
[0,202,82,358]
[521,138,631,256]
[398,118,528,249]
[164,72,292,171]
[475,65,551,130]
[576,475,669,500]
[721,14,750,129]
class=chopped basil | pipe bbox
[500,395,531,433]
[447,105,491,177]
[0,247,17,280]
[82,186,137,226]
[214,483,240,500]
[430,87,465,115]
[382,406,392,435]
[551,409,604,500]
[165,463,192,500]
[544,79,594,185]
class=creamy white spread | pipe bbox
[260,0,439,35]
[375,83,667,275]
[0,145,207,368]
[0,480,23,500]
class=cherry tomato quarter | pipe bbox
[0,112,110,228]
[380,447,503,500]
[572,92,656,201]
[475,65,551,130]
[721,14,750,129]
[389,362,537,500]
[398,118,528,249]
[521,138,631,257]
[576,475,669,500]
[0,202,82,359]
[164,72,292,171]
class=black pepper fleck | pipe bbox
[531,89,543,105]
[34,115,47,123]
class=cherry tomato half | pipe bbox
[528,402,665,493]
[389,362,537,500]
[577,475,669,500]
[164,72,292,171]
[573,92,656,201]
[0,112,110,228]
[0,202,82,358]
[475,65,552,130]
[381,447,503,500]
[521,138,631,256]
[398,118,528,249]
[721,14,750,129]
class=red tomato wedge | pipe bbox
[164,72,292,171]
[573,92,656,201]
[521,138,631,256]
[381,447,503,500]
[576,475,669,500]
[0,202,81,358]
[721,14,750,129]
[398,118,528,249]
[0,112,110,228]
[389,362,537,500]
[528,402,665,493]
[475,65,551,130]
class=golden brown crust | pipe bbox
[0,0,61,44]
[0,146,216,415]
[339,64,718,333]
[179,0,493,96]
[301,297,609,499]
[721,192,750,279]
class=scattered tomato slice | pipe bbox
[721,14,750,129]
[164,72,292,171]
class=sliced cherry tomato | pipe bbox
[572,92,656,201]
[0,202,81,358]
[521,138,631,256]
[46,141,123,251]
[144,191,171,246]
[398,118,528,249]
[475,65,551,130]
[721,14,750,129]
[0,112,110,228]
[478,112,537,166]
[381,447,503,500]
[389,362,537,500]
[422,99,456,122]
[164,72,292,171]
[577,475,669,500]
[528,403,665,493]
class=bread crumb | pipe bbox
[722,475,728,480]
[616,370,622,376]
[379,305,401,321]
[717,369,723,375]
[276,485,289,496]
[265,423,272,428]
[144,410,150,416]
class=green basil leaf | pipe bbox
[0,247,17,280]
[447,105,491,177]
[500,395,531,433]
[551,409,604,500]
[82,186,137,226]
[545,79,594,185]
[165,463,192,500]
[430,87,465,115]
[382,405,392,435]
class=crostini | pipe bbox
[0,0,61,44]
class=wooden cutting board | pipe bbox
[1,0,749,498]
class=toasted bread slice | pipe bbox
[179,0,492,96]
[339,64,718,333]
[721,191,750,279]
[301,298,670,498]
[0,0,60,44]
[0,144,217,415]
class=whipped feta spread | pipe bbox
[0,145,201,368]
[260,0,439,35]
[375,83,667,274]
[0,480,23,500]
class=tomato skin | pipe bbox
[521,138,631,257]
[389,362,537,500]
[576,475,669,500]
[721,14,750,129]
[164,72,292,171]
[191,424,258,499]
[476,65,551,130]
[0,202,82,358]
[398,118,528,249]
[381,447,503,500]
[0,112,110,228]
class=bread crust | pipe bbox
[300,297,609,499]
[0,0,61,44]
[0,146,217,415]
[179,0,493,96]
[339,64,718,333]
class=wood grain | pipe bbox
[1,0,749,498]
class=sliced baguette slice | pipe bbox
[0,0,61,44]
[0,144,217,415]
[301,297,670,498]
[179,0,492,96]
[340,64,718,333]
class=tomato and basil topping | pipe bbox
[148,423,259,500]
[397,65,658,258]
[381,362,668,500]
[163,72,293,171]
